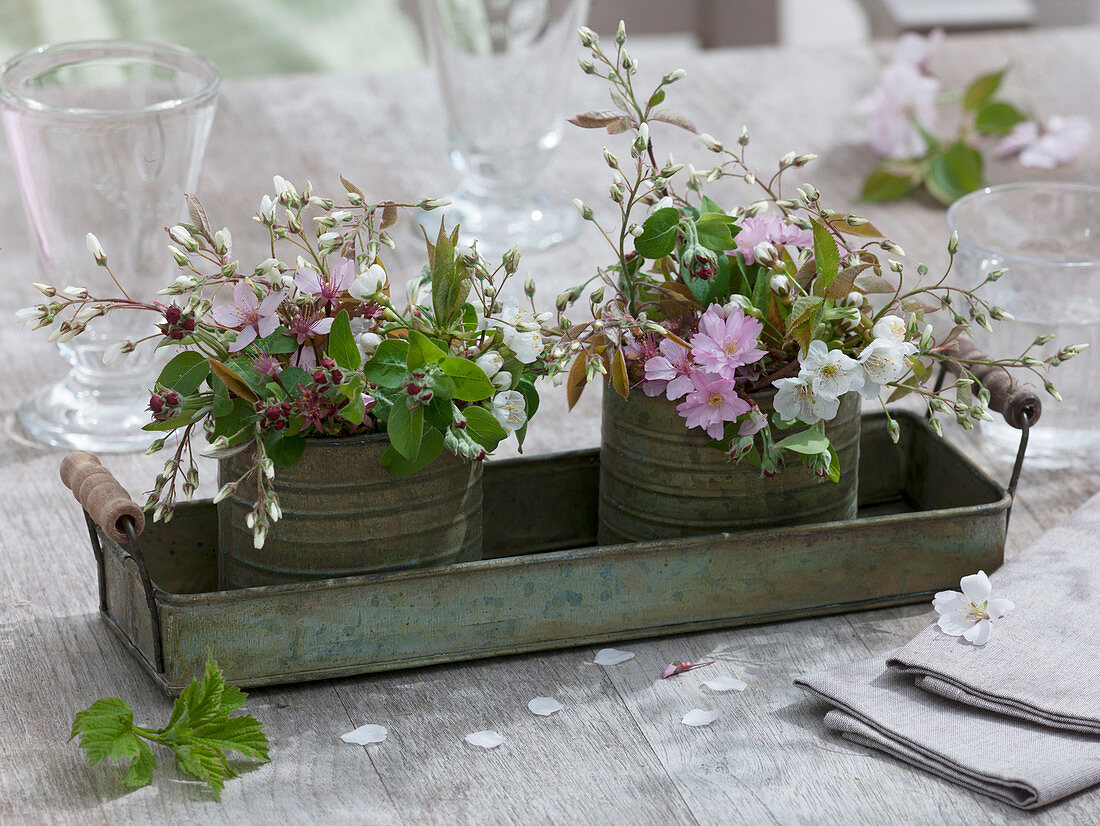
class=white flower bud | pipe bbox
[169,225,198,251]
[259,195,277,224]
[85,233,107,265]
[699,133,723,152]
[62,286,89,299]
[357,331,382,360]
[214,227,232,255]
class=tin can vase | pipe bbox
[217,432,482,588]
[598,388,860,545]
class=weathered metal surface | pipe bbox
[598,389,861,544]
[95,412,1007,695]
[217,432,483,588]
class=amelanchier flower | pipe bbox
[933,570,1014,646]
[491,390,527,432]
[643,338,695,400]
[995,115,1092,169]
[799,339,865,398]
[348,263,387,301]
[208,281,286,352]
[294,258,356,311]
[689,305,766,381]
[773,376,840,424]
[676,371,750,439]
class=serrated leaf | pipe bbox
[695,213,736,251]
[278,366,311,395]
[786,295,824,334]
[854,272,897,294]
[327,310,359,370]
[963,69,1005,110]
[775,429,830,455]
[364,338,410,388]
[811,219,840,292]
[340,175,365,199]
[648,107,698,133]
[209,359,259,403]
[185,194,212,239]
[974,101,1026,135]
[824,263,873,301]
[427,223,470,325]
[633,207,680,259]
[157,351,210,396]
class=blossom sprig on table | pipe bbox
[857,29,1091,204]
[549,22,1083,480]
[19,178,554,547]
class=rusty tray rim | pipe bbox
[120,409,1010,607]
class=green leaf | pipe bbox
[327,310,359,370]
[699,195,725,215]
[775,429,830,456]
[825,444,841,483]
[926,143,983,205]
[695,213,736,251]
[210,375,233,417]
[208,360,259,403]
[211,398,256,442]
[157,351,209,396]
[387,401,423,460]
[463,405,507,451]
[407,330,446,370]
[251,329,298,354]
[339,391,365,425]
[860,164,919,202]
[423,396,454,431]
[648,88,665,108]
[439,356,494,402]
[381,427,444,476]
[963,69,1005,110]
[278,366,311,396]
[633,207,680,259]
[811,219,840,293]
[974,101,1026,135]
[429,224,471,326]
[364,339,410,388]
[785,294,824,353]
[263,432,306,468]
[70,697,153,787]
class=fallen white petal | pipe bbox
[528,697,564,716]
[465,730,506,749]
[682,709,721,727]
[703,676,747,692]
[593,648,635,666]
[340,724,388,745]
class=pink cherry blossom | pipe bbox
[892,28,944,71]
[676,371,750,439]
[995,115,1091,169]
[295,257,356,310]
[856,56,940,159]
[643,338,695,400]
[732,213,812,264]
[689,305,766,381]
[738,406,768,437]
[207,280,286,352]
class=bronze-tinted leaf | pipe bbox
[610,348,630,399]
[340,175,365,199]
[567,354,588,410]
[648,108,698,133]
[606,116,633,134]
[824,263,873,301]
[854,272,896,294]
[568,109,624,129]
[379,201,398,230]
[208,359,259,403]
[826,214,884,238]
[185,194,212,239]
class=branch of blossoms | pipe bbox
[19,178,560,547]
[549,21,1085,479]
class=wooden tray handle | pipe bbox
[60,452,145,544]
[940,338,1042,430]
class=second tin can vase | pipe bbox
[598,388,860,545]
[217,432,482,588]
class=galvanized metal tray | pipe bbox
[83,411,1011,695]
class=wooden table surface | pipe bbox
[2,28,1100,825]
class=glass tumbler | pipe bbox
[419,0,589,254]
[947,182,1100,463]
[1,40,219,452]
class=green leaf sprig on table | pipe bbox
[70,656,270,799]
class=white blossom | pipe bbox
[15,306,44,326]
[933,570,1014,646]
[996,115,1091,169]
[348,264,386,301]
[485,304,549,364]
[259,195,277,223]
[491,390,527,433]
[102,339,136,367]
[799,339,865,399]
[475,351,503,379]
[85,233,107,264]
[773,376,840,424]
[858,338,915,400]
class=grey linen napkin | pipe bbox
[887,491,1100,734]
[795,490,1100,808]
[795,655,1100,809]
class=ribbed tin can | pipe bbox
[598,388,860,544]
[217,433,482,588]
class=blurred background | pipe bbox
[3,0,1098,77]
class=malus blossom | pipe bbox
[675,371,750,439]
[773,376,840,424]
[491,390,527,432]
[933,570,1014,646]
[799,339,865,398]
[995,115,1091,169]
[486,305,549,364]
[690,305,766,381]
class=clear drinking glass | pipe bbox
[947,183,1100,463]
[419,0,589,254]
[1,40,219,452]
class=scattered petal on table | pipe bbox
[682,709,721,727]
[703,676,747,692]
[465,730,506,749]
[340,724,388,745]
[528,697,564,716]
[594,648,635,666]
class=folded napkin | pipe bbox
[796,490,1100,809]
[796,655,1100,809]
[886,494,1100,734]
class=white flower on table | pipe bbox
[773,376,840,425]
[491,390,527,433]
[800,340,865,399]
[933,570,1014,646]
